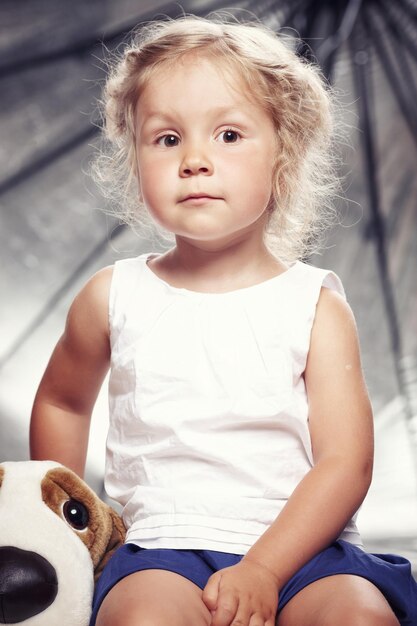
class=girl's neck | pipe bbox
[149,236,287,293]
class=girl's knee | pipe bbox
[95,569,211,626]
[97,616,162,626]
[323,603,400,626]
[96,605,173,626]
[278,575,400,626]
[97,607,209,626]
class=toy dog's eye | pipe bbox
[63,499,89,530]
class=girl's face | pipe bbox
[135,57,278,249]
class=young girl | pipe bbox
[30,15,417,626]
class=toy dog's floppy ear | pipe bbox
[93,506,125,582]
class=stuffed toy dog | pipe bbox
[0,460,125,625]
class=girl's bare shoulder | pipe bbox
[81,265,114,300]
[67,265,114,342]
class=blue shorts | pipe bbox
[90,540,417,625]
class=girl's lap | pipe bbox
[92,542,416,626]
[95,569,399,626]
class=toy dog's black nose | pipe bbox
[0,546,58,623]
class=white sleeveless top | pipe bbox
[106,252,362,553]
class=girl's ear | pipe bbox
[130,142,143,201]
[135,167,143,204]
[134,160,143,202]
[131,146,139,180]
[128,135,139,179]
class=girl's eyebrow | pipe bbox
[138,112,178,135]
[141,105,247,127]
[141,112,176,125]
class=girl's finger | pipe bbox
[248,610,276,626]
[203,573,221,611]
[211,591,239,626]
[229,601,251,626]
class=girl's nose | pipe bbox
[179,148,213,177]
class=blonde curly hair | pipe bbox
[91,14,341,262]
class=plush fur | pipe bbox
[0,461,125,626]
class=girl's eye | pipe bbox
[157,134,179,147]
[218,129,240,143]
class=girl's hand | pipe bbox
[202,558,279,626]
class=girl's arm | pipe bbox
[30,266,113,478]
[204,287,374,626]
